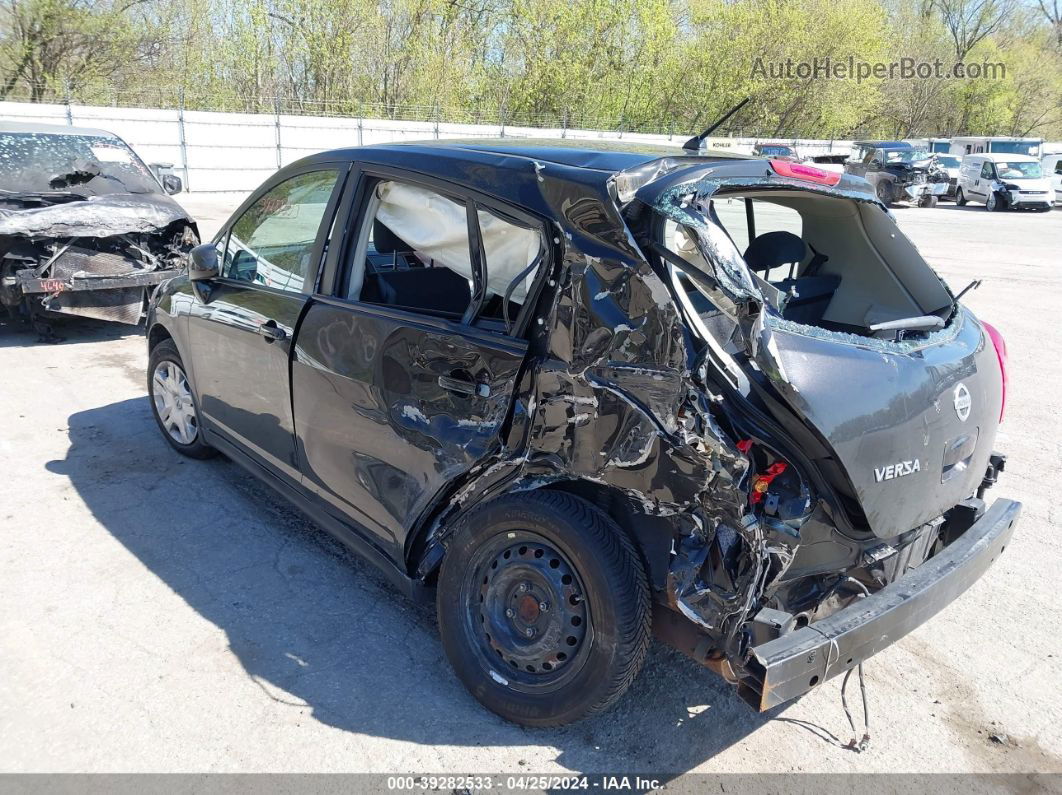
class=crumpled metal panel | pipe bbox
[427,164,758,646]
[45,286,144,324]
[0,194,190,238]
[513,175,747,514]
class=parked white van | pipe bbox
[950,136,1043,158]
[955,153,1054,211]
[1041,152,1062,204]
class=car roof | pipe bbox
[330,138,746,173]
[965,152,1038,162]
[951,136,1041,142]
[276,138,874,219]
[0,119,121,138]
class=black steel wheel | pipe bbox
[437,490,651,727]
[467,532,592,688]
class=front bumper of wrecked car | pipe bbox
[735,497,1020,710]
[903,181,948,199]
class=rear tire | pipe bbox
[148,339,216,459]
[436,490,651,727]
[955,187,967,206]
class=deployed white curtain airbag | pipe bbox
[376,181,540,303]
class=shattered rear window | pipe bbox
[765,309,963,354]
[650,174,960,352]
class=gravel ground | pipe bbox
[1,192,1060,777]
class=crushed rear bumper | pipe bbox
[738,497,1021,711]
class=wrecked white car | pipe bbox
[0,121,198,337]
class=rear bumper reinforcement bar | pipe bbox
[739,497,1021,711]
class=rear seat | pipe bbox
[742,230,840,326]
[360,267,471,316]
[774,274,841,325]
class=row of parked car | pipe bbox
[766,138,1061,211]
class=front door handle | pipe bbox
[258,320,287,342]
[438,374,490,398]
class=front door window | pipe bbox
[224,170,340,292]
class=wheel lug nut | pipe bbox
[505,608,515,618]
[524,627,535,638]
[517,583,527,593]
[539,601,549,611]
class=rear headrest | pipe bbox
[373,219,410,255]
[743,231,806,273]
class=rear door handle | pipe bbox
[438,375,490,398]
[258,320,287,342]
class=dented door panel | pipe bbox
[291,298,526,561]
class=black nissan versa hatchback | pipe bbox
[145,139,1020,727]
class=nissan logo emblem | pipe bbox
[953,383,972,421]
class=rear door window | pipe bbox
[344,178,544,329]
[345,180,475,318]
[473,205,544,327]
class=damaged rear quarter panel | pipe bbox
[438,165,751,615]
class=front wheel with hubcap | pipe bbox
[436,490,650,727]
[986,191,1003,212]
[148,339,216,458]
[955,187,967,206]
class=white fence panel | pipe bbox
[1,101,857,192]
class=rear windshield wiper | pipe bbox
[869,315,945,340]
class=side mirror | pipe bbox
[162,174,183,195]
[188,243,219,281]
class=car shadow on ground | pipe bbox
[0,314,141,348]
[47,397,804,777]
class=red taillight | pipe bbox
[982,321,1008,423]
[768,159,842,186]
